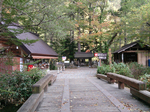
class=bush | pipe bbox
[97,65,115,75]
[0,68,45,108]
[128,62,146,79]
[116,67,133,78]
[113,62,127,71]
[140,73,150,91]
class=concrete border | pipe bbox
[87,78,130,112]
[61,79,70,112]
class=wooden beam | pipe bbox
[123,50,149,53]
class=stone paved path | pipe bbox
[36,67,150,112]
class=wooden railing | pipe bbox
[96,73,150,104]
[17,74,57,112]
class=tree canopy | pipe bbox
[0,0,150,61]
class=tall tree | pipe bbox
[119,0,150,44]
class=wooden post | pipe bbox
[118,81,124,89]
[99,59,101,66]
[122,53,124,63]
[109,48,112,65]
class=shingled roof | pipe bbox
[7,25,58,59]
[74,52,94,58]
[17,32,58,59]
[113,40,149,54]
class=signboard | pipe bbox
[99,56,107,59]
[64,61,70,63]
[62,56,66,61]
[96,53,107,59]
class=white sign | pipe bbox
[64,61,70,63]
[98,53,107,59]
[99,57,107,59]
[62,56,66,61]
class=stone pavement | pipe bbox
[35,67,150,112]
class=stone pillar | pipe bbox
[60,66,62,73]
[57,67,59,74]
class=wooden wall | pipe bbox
[137,51,150,66]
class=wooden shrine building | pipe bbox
[74,52,94,67]
[113,40,150,66]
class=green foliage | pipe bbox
[116,67,133,78]
[50,59,57,70]
[119,0,150,44]
[60,37,76,62]
[113,62,127,71]
[140,73,150,91]
[97,64,115,75]
[128,62,146,79]
[97,62,132,77]
[0,68,45,108]
[112,62,133,77]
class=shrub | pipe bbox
[128,62,146,79]
[0,68,45,108]
[97,65,115,75]
[116,67,133,78]
[140,73,150,91]
[112,62,127,71]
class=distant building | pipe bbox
[74,52,94,67]
[113,40,150,66]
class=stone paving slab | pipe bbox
[36,67,150,112]
[91,77,150,111]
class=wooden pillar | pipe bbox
[109,48,112,65]
[99,59,101,66]
[122,53,124,63]
[108,78,115,84]
[118,81,124,89]
[89,58,92,67]
[77,58,80,67]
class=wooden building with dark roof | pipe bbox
[74,52,94,67]
[113,40,150,66]
[0,25,58,73]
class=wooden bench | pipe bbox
[17,74,57,112]
[17,90,44,112]
[96,74,108,81]
[32,74,54,93]
[130,88,150,104]
[107,73,146,90]
[106,72,150,104]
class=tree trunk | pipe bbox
[89,2,92,34]
[0,0,4,21]
[78,41,81,52]
[77,9,81,52]
[70,14,75,42]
